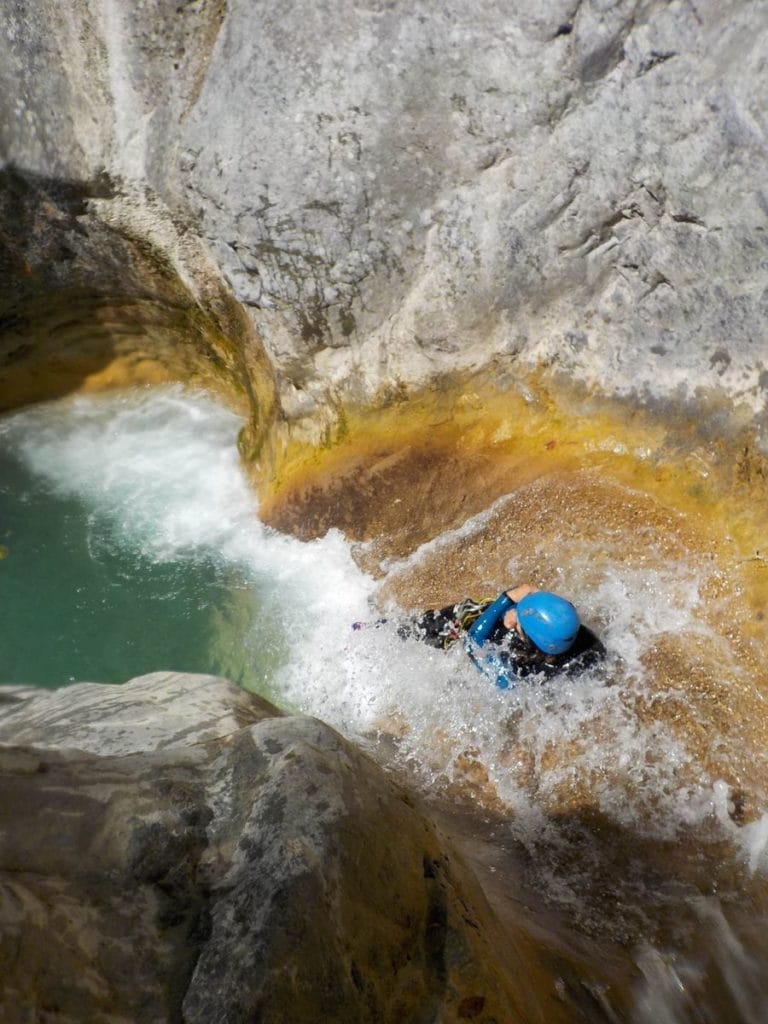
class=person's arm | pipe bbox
[464,585,538,689]
[466,592,513,647]
[462,592,517,689]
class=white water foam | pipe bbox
[0,387,375,702]
[1,386,762,869]
[7,385,768,1021]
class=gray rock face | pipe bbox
[0,674,529,1023]
[2,1,768,431]
[181,0,768,414]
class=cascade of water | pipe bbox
[3,384,768,1019]
[0,387,374,692]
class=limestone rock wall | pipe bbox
[2,1,768,436]
[180,0,768,421]
[0,673,567,1024]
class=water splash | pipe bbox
[1,387,373,618]
[2,387,759,834]
[3,389,765,913]
[633,900,768,1024]
[3,384,768,1017]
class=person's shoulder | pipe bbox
[573,624,604,651]
[557,625,606,673]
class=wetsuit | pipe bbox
[403,593,605,689]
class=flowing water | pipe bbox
[2,385,768,1021]
[0,388,371,698]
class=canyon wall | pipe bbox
[2,0,767,453]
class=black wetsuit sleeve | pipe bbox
[399,604,463,648]
[400,599,493,649]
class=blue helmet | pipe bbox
[516,592,580,655]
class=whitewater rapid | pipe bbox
[4,386,768,951]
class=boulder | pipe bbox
[0,673,559,1023]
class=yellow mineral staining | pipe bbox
[258,365,768,578]
[255,364,768,829]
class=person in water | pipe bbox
[366,583,604,689]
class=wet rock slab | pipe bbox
[0,673,549,1024]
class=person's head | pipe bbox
[516,592,580,655]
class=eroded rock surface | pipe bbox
[2,1,767,445]
[0,673,562,1023]
[179,0,768,419]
